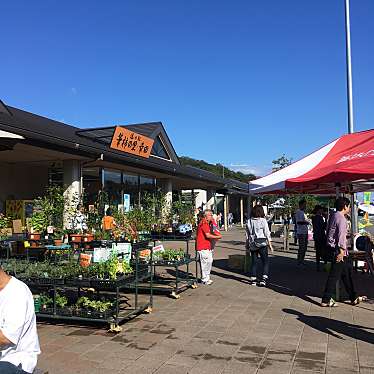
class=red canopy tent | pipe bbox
[248,129,374,195]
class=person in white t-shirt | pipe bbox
[295,199,310,266]
[0,266,40,373]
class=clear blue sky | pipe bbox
[1,0,373,176]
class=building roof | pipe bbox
[0,102,249,194]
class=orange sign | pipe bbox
[79,253,92,268]
[110,126,154,158]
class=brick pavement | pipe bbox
[37,227,374,374]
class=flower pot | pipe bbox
[29,233,41,240]
[83,234,94,243]
[54,239,63,246]
[70,234,82,243]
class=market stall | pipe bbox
[249,129,374,195]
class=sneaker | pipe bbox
[202,280,213,285]
[258,280,266,287]
[321,298,338,307]
[249,277,257,286]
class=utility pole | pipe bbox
[344,0,358,234]
[345,0,354,135]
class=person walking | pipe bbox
[228,212,233,228]
[246,205,273,287]
[196,210,222,285]
[217,212,222,229]
[295,199,309,265]
[321,197,365,307]
[0,265,40,373]
[312,205,327,271]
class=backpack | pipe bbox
[246,219,268,250]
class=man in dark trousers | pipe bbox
[321,197,364,307]
[312,205,327,271]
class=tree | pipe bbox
[272,154,292,172]
[179,156,257,182]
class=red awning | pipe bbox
[249,129,374,195]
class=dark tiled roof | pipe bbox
[0,103,249,193]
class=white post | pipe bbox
[63,160,81,229]
[160,179,172,222]
[240,197,244,228]
[224,195,228,232]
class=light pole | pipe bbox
[345,0,354,135]
[344,0,358,233]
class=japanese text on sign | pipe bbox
[110,126,154,158]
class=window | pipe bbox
[103,169,122,207]
[151,136,170,160]
[123,173,139,208]
[82,167,101,205]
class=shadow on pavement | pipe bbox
[219,240,246,246]
[212,252,374,304]
[283,308,374,344]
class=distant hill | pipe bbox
[179,156,256,183]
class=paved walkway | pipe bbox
[37,227,374,374]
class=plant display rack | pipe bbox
[138,238,198,299]
[1,241,153,332]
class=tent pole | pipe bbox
[350,190,358,234]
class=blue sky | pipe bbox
[1,0,373,176]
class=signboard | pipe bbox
[123,194,130,212]
[364,192,371,205]
[112,242,132,264]
[93,247,111,263]
[79,253,92,268]
[110,126,154,158]
[153,244,165,255]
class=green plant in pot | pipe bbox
[0,214,11,241]
[29,212,47,240]
[52,229,64,246]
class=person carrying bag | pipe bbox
[246,205,273,286]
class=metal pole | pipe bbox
[345,0,358,234]
[345,0,354,134]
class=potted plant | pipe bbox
[38,294,53,314]
[83,232,94,243]
[52,229,64,246]
[0,214,11,241]
[29,212,47,241]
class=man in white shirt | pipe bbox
[0,266,40,373]
[295,199,309,266]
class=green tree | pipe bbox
[259,155,319,215]
[272,154,292,172]
[179,156,256,182]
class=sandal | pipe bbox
[321,298,338,307]
[351,296,367,305]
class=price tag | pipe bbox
[112,243,132,264]
[79,253,92,268]
[153,244,165,254]
[93,247,110,263]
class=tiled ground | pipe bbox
[37,228,374,373]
